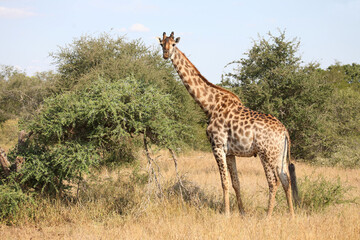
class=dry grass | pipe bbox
[0,119,18,151]
[1,150,360,239]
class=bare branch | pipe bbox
[169,148,186,201]
[143,135,163,199]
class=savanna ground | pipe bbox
[1,150,359,240]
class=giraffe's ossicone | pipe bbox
[157,32,299,218]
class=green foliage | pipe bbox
[14,76,195,195]
[49,33,206,150]
[274,174,354,214]
[0,66,57,123]
[13,141,99,194]
[327,63,360,89]
[25,76,194,149]
[223,31,360,165]
[297,175,354,212]
[0,184,33,224]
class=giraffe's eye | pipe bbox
[172,44,176,47]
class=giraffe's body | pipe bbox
[158,32,299,217]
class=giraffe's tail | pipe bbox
[286,133,300,207]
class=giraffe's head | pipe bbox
[156,31,180,60]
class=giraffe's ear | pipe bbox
[175,37,180,43]
[156,37,162,44]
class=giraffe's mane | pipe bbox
[176,48,242,103]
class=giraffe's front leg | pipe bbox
[212,146,231,216]
[226,155,246,216]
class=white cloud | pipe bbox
[129,23,150,32]
[0,6,36,19]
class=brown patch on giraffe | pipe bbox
[213,121,220,130]
[184,68,189,75]
[208,94,213,102]
[187,78,192,85]
[202,88,208,97]
[239,128,244,135]
[201,101,208,108]
[195,89,200,98]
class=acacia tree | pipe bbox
[50,33,207,149]
[4,76,193,194]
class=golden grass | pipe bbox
[1,150,360,240]
[0,119,18,151]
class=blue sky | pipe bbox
[1,0,359,84]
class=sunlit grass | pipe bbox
[1,151,359,239]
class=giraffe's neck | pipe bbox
[171,47,242,117]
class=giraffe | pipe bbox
[157,32,299,217]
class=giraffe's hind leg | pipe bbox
[259,154,280,218]
[276,157,295,217]
[278,170,294,218]
[226,155,245,215]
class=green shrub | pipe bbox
[12,76,196,195]
[298,175,353,212]
[0,185,33,224]
[274,174,354,214]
